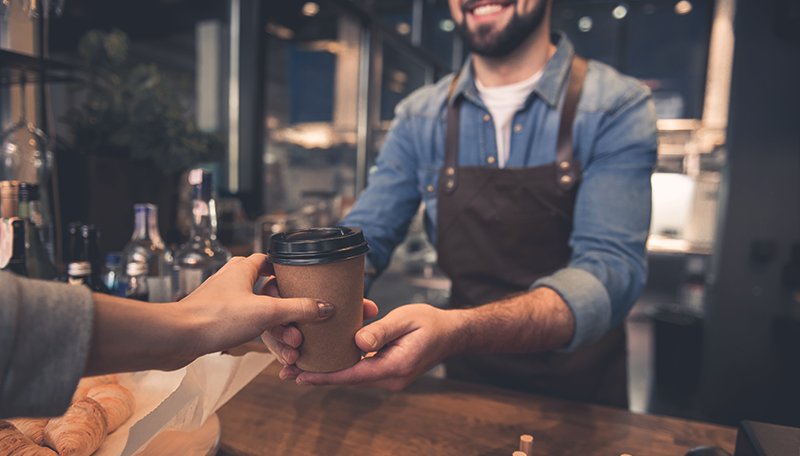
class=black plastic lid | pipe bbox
[266,227,369,265]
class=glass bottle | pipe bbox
[1,218,28,276]
[86,224,107,291]
[103,251,122,295]
[0,75,55,261]
[63,221,81,280]
[120,204,173,302]
[17,183,58,280]
[119,261,149,302]
[65,223,109,293]
[173,169,231,300]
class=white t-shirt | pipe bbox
[475,70,543,168]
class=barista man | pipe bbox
[264,0,657,407]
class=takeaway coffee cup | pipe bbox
[265,227,369,373]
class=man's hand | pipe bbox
[278,304,466,391]
[271,287,574,392]
[259,276,379,365]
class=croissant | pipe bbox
[87,383,136,433]
[7,417,48,446]
[43,397,108,456]
[0,421,58,455]
[71,374,119,404]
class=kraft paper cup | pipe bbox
[266,227,369,373]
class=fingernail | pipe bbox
[281,347,292,364]
[296,377,310,386]
[359,329,378,349]
[282,331,294,346]
[317,300,334,319]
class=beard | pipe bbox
[455,1,549,58]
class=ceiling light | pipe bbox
[302,2,320,17]
[396,22,411,35]
[578,16,593,32]
[675,1,692,15]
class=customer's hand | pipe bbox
[277,304,465,391]
[259,275,379,365]
[178,254,345,359]
[88,254,340,376]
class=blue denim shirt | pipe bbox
[342,33,657,352]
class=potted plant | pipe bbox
[59,28,225,255]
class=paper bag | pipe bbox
[94,349,274,456]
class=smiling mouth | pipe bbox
[464,1,513,17]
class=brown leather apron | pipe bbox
[437,56,628,408]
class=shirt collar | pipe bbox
[449,31,576,110]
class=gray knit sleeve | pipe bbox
[0,271,94,418]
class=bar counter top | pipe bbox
[216,361,736,456]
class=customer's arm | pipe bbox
[85,255,334,376]
[1,271,94,418]
[1,254,350,419]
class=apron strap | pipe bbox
[555,56,588,191]
[443,76,461,195]
[443,55,589,195]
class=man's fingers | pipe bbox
[293,353,412,391]
[280,364,302,380]
[363,299,378,320]
[264,324,302,348]
[258,276,280,297]
[353,315,413,352]
[260,333,300,365]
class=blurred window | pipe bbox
[261,0,360,223]
[552,0,714,119]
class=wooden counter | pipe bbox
[216,361,736,456]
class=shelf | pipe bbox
[0,49,76,85]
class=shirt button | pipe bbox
[559,161,571,171]
[560,175,572,185]
[514,124,522,133]
[483,114,490,122]
[427,185,435,192]
[487,156,496,164]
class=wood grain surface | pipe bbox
[216,361,736,456]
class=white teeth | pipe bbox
[472,4,504,16]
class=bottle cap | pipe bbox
[266,226,369,266]
[68,261,92,276]
[126,261,148,276]
[17,183,39,202]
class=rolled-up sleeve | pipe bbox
[534,84,657,352]
[0,272,94,418]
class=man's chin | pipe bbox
[456,0,549,58]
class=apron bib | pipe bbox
[436,56,628,407]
